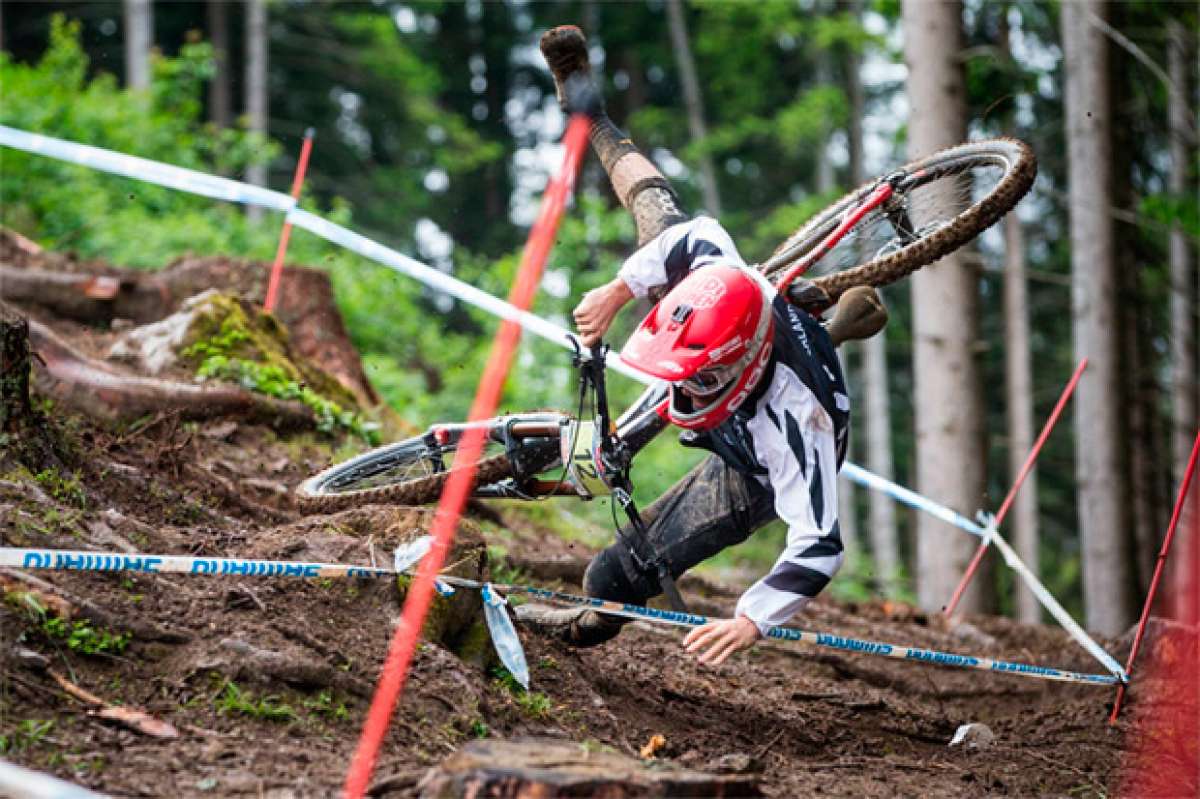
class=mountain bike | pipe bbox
[297,138,1035,517]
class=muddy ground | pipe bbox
[0,246,1184,798]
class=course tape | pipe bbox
[0,125,293,211]
[0,546,1118,687]
[841,463,1125,680]
[1,124,1119,683]
[0,759,108,799]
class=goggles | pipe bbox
[674,362,740,399]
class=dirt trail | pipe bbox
[0,245,1166,798]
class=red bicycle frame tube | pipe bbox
[775,181,894,293]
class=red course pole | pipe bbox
[340,114,591,799]
[944,358,1088,616]
[1109,428,1200,724]
[263,127,315,314]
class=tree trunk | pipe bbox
[123,0,152,90]
[664,0,722,216]
[1003,209,1041,624]
[850,0,901,593]
[1168,19,1197,622]
[245,0,269,222]
[1169,21,1197,491]
[1061,0,1134,635]
[997,11,1040,625]
[902,0,988,613]
[208,0,232,129]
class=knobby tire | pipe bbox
[762,138,1036,301]
[295,441,516,514]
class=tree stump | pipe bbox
[415,738,763,798]
[0,302,62,470]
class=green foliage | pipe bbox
[490,664,551,717]
[302,690,350,722]
[195,355,376,441]
[0,720,55,755]
[470,719,489,738]
[41,616,131,656]
[181,306,379,443]
[31,468,87,508]
[214,681,297,723]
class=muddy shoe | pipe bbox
[514,603,623,647]
[539,25,601,115]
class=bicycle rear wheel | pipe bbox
[295,434,517,514]
[761,138,1036,301]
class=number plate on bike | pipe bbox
[561,420,612,499]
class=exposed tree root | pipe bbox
[27,316,316,429]
[218,637,373,697]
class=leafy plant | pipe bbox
[41,616,131,656]
[214,681,296,723]
[0,719,55,754]
[302,690,350,722]
[32,468,87,508]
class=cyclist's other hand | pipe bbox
[682,615,761,666]
[573,277,634,347]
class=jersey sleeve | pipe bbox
[617,216,746,298]
[735,367,844,635]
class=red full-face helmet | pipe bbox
[620,263,776,431]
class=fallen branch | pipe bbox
[48,668,179,739]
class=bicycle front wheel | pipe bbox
[761,138,1036,301]
[295,433,517,514]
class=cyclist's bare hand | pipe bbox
[573,277,634,347]
[682,615,761,666]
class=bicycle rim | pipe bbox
[762,138,1036,301]
[295,435,516,514]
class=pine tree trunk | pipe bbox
[902,0,988,613]
[850,0,901,593]
[1168,21,1197,490]
[996,11,1040,625]
[1003,210,1041,624]
[208,0,232,129]
[245,0,269,222]
[664,0,722,216]
[1167,19,1197,621]
[123,0,152,90]
[1061,0,1134,635]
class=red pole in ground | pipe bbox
[340,114,591,799]
[1109,428,1200,724]
[944,358,1088,616]
[263,127,315,314]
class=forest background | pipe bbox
[0,0,1196,637]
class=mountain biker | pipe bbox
[520,25,864,666]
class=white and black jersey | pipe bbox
[620,217,851,636]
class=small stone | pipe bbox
[705,752,758,773]
[195,777,218,791]
[949,723,995,749]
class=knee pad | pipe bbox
[583,545,654,605]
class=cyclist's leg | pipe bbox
[520,454,777,646]
[540,25,688,246]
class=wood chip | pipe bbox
[640,733,667,759]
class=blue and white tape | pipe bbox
[1,543,1119,687]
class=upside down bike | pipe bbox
[297,139,1036,607]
